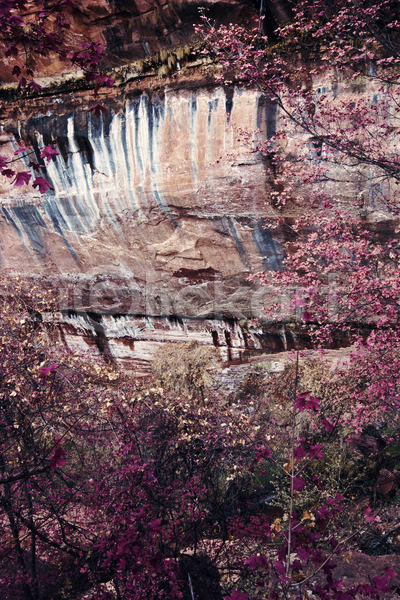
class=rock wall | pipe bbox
[0,77,294,371]
[0,0,281,84]
[0,0,389,371]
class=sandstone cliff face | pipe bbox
[0,0,385,371]
[0,76,291,371]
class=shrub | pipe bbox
[152,341,221,400]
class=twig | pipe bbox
[188,573,195,600]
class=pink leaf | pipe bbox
[364,507,377,523]
[27,81,42,91]
[384,567,396,578]
[88,103,107,118]
[12,65,22,77]
[13,171,31,186]
[33,177,53,193]
[28,160,41,172]
[98,74,114,87]
[85,71,98,82]
[50,445,67,471]
[293,477,307,491]
[5,44,18,57]
[321,418,334,432]
[39,363,58,378]
[14,146,28,155]
[40,145,59,162]
[272,561,285,577]
[296,547,311,562]
[309,444,324,459]
[254,445,273,462]
[371,575,390,593]
[293,444,307,460]
[147,519,163,537]
[316,505,330,520]
[292,297,305,307]
[245,554,268,570]
[294,392,320,413]
[311,474,323,489]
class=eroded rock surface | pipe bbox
[0,0,394,370]
[0,0,267,84]
[0,80,289,369]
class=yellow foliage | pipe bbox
[152,340,221,400]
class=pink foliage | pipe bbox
[50,445,67,470]
[32,176,53,193]
[224,591,248,600]
[40,145,59,162]
[12,171,30,186]
[197,1,400,597]
[88,103,107,118]
[38,363,58,378]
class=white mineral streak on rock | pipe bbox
[62,312,96,333]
